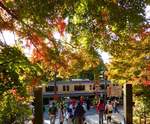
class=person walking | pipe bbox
[105,100,113,124]
[58,104,64,124]
[66,104,74,124]
[86,98,90,110]
[73,102,85,124]
[49,102,57,124]
[97,99,105,124]
[113,98,119,113]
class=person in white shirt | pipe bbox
[105,100,113,123]
[113,98,119,113]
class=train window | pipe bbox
[93,86,95,90]
[74,85,85,91]
[63,85,69,91]
[63,85,66,91]
[90,85,92,90]
[45,86,58,92]
[67,85,69,91]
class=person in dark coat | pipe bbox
[49,102,57,124]
[86,98,90,110]
[73,102,85,124]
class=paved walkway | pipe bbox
[85,107,124,124]
[43,106,125,124]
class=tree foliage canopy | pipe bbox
[0,44,42,123]
[1,0,150,122]
[0,0,149,79]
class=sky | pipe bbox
[0,5,149,64]
[101,52,110,63]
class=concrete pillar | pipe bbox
[34,86,43,124]
[124,84,133,124]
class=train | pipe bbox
[42,79,107,104]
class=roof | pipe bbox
[48,80,94,85]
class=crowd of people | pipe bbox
[48,97,88,124]
[48,96,120,124]
[97,97,120,124]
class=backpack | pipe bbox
[98,103,105,111]
[74,105,85,117]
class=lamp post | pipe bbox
[54,70,57,93]
[54,70,58,100]
[53,64,59,100]
[100,70,107,104]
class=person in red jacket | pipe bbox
[97,99,105,124]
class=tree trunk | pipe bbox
[144,115,146,124]
[139,116,141,124]
[34,86,43,124]
[124,84,133,124]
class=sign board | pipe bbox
[107,84,122,97]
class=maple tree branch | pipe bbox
[0,39,4,45]
[127,43,150,51]
[63,41,79,49]
[0,1,18,20]
[0,1,59,51]
[128,47,150,51]
[27,34,41,54]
